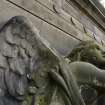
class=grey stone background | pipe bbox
[0,0,105,56]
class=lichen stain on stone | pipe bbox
[37,96,48,105]
[21,95,33,105]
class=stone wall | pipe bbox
[1,0,105,56]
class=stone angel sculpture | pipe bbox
[0,15,84,105]
[0,15,105,105]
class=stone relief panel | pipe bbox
[1,15,105,105]
[0,15,84,105]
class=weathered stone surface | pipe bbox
[18,47,28,61]
[0,69,6,96]
[67,41,105,69]
[0,15,60,105]
[20,39,37,57]
[28,86,37,94]
[80,85,97,104]
[66,41,105,105]
[5,26,17,45]
[1,42,18,58]
[0,53,8,69]
[9,57,27,75]
[1,15,105,105]
[0,97,18,105]
[5,70,28,100]
[0,15,87,105]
